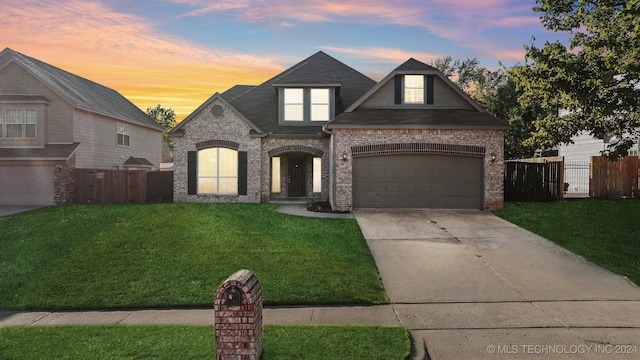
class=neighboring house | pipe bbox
[171,52,508,211]
[0,48,163,206]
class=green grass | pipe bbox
[0,204,387,310]
[494,199,640,285]
[0,325,411,360]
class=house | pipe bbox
[170,52,508,211]
[0,48,163,206]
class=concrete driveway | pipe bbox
[0,206,46,218]
[355,210,640,360]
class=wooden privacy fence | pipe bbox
[504,160,563,202]
[75,170,173,204]
[590,156,639,198]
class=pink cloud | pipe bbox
[1,0,285,119]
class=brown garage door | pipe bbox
[353,154,483,209]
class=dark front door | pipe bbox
[288,158,306,197]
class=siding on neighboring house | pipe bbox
[73,109,161,169]
[0,62,76,144]
[557,132,607,163]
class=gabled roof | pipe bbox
[0,48,162,131]
[326,57,509,130]
[344,57,484,113]
[221,51,376,136]
[395,58,438,72]
[272,62,342,87]
[170,92,264,135]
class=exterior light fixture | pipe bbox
[490,154,497,163]
[341,153,349,161]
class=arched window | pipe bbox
[198,147,238,194]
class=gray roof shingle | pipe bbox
[221,51,376,136]
[1,48,162,130]
[0,143,80,160]
[328,109,509,130]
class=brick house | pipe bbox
[171,52,508,210]
[0,48,163,205]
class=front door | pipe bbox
[288,158,306,197]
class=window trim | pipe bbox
[279,87,335,125]
[197,147,239,195]
[395,74,434,106]
[1,109,37,139]
[116,122,131,147]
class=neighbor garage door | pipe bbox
[353,154,483,209]
[0,165,55,205]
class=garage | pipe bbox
[0,165,55,205]
[352,154,483,209]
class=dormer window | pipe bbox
[404,75,424,104]
[280,88,334,124]
[395,75,434,105]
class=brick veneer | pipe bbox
[214,270,263,360]
[54,154,76,205]
[330,128,505,211]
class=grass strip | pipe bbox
[0,325,411,360]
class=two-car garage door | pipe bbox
[353,154,483,209]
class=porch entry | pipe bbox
[288,157,306,197]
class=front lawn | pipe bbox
[0,204,387,310]
[0,325,411,360]
[494,199,640,285]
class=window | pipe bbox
[313,157,322,193]
[271,157,281,193]
[0,110,3,138]
[311,89,330,121]
[284,89,304,121]
[198,147,238,194]
[6,109,23,138]
[281,88,333,123]
[25,110,37,138]
[117,122,130,146]
[404,75,424,104]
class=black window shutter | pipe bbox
[394,75,402,104]
[187,151,197,195]
[426,75,434,105]
[238,151,248,195]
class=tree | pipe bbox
[510,0,640,159]
[430,57,542,159]
[146,104,176,162]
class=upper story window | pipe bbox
[0,109,37,139]
[284,89,304,121]
[117,122,130,146]
[404,75,424,104]
[280,88,334,124]
[395,75,434,105]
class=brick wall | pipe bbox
[53,154,76,205]
[331,128,505,211]
[173,99,262,203]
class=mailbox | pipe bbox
[214,270,263,360]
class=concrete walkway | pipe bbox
[355,210,640,360]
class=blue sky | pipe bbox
[1,0,568,119]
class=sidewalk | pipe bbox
[0,305,399,327]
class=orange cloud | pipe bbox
[1,0,284,120]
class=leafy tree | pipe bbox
[430,57,542,159]
[146,104,176,162]
[510,0,640,159]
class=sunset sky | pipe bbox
[2,0,568,120]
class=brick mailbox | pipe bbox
[214,270,263,360]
